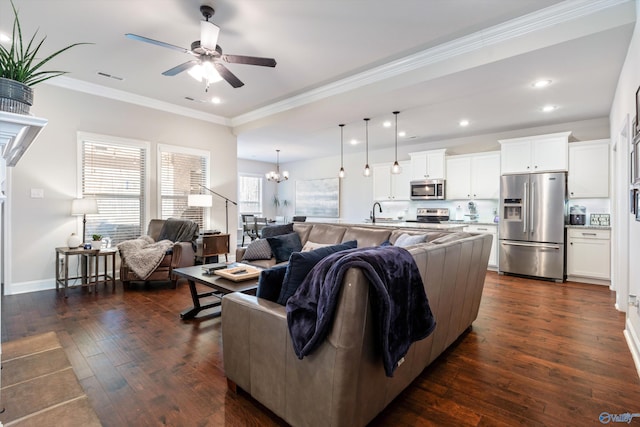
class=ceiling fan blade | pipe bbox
[163,61,198,76]
[200,21,220,51]
[222,54,277,67]
[214,63,244,88]
[125,33,190,54]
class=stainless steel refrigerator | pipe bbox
[499,172,567,282]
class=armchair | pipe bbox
[119,218,199,289]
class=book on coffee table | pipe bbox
[213,263,261,282]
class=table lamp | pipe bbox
[71,198,99,243]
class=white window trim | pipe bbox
[76,131,150,235]
[157,143,211,228]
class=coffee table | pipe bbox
[173,263,260,319]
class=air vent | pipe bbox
[97,72,124,81]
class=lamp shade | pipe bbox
[188,194,213,207]
[71,198,99,215]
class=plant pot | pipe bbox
[91,240,103,250]
[0,78,33,115]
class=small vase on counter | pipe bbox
[67,233,81,249]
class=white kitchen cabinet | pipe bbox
[446,152,500,200]
[568,140,610,198]
[372,161,410,200]
[409,149,446,180]
[463,224,498,269]
[566,228,610,282]
[499,131,571,174]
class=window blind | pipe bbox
[159,149,208,230]
[81,140,146,245]
[238,175,262,213]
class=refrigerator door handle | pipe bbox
[523,181,528,233]
[501,241,561,250]
[530,180,535,233]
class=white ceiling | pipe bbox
[0,0,635,163]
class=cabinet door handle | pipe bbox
[477,228,488,231]
[582,232,597,236]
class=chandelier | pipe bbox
[266,149,289,183]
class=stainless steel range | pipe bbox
[416,207,450,223]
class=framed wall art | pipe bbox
[631,188,637,215]
[295,177,340,217]
[636,86,640,135]
[636,189,640,222]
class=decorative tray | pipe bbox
[213,264,261,282]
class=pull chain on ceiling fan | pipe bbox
[125,5,276,91]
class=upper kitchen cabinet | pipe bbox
[409,149,446,180]
[499,131,571,174]
[446,151,500,200]
[372,161,411,201]
[568,140,610,198]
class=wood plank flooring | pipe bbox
[2,272,640,426]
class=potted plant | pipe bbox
[272,195,289,222]
[0,0,89,114]
[91,234,103,250]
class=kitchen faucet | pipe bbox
[372,202,382,224]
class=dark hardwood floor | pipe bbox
[2,272,639,426]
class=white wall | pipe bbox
[610,0,640,375]
[4,84,237,294]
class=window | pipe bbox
[238,175,263,213]
[158,145,210,230]
[79,133,148,245]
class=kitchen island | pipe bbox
[306,219,466,231]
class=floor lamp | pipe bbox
[187,184,237,234]
[71,198,99,243]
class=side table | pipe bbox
[55,247,117,297]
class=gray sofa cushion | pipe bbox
[394,233,428,247]
[261,223,294,238]
[242,238,273,261]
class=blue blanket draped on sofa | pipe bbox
[286,246,436,377]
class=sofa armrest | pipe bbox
[171,241,196,269]
[236,247,247,262]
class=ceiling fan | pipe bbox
[125,5,276,90]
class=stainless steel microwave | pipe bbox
[410,179,445,200]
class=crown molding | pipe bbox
[231,0,632,127]
[45,77,230,126]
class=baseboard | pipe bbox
[566,275,610,286]
[624,318,640,380]
[4,279,56,295]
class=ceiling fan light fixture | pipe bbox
[188,60,222,84]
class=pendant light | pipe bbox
[338,124,346,179]
[363,118,371,177]
[266,149,289,183]
[391,111,402,174]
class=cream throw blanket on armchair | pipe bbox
[117,235,174,280]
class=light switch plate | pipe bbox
[30,188,44,199]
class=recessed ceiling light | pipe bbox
[383,121,392,128]
[459,119,470,127]
[398,131,406,137]
[350,138,359,145]
[533,79,552,88]
[542,105,557,112]
[0,33,10,43]
[211,97,221,104]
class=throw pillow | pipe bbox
[276,240,357,305]
[256,264,288,302]
[261,223,294,238]
[301,241,332,252]
[267,232,303,264]
[394,233,428,247]
[242,238,272,261]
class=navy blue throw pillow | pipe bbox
[276,240,357,305]
[261,223,294,238]
[267,232,303,264]
[256,264,288,302]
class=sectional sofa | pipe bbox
[222,222,492,427]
